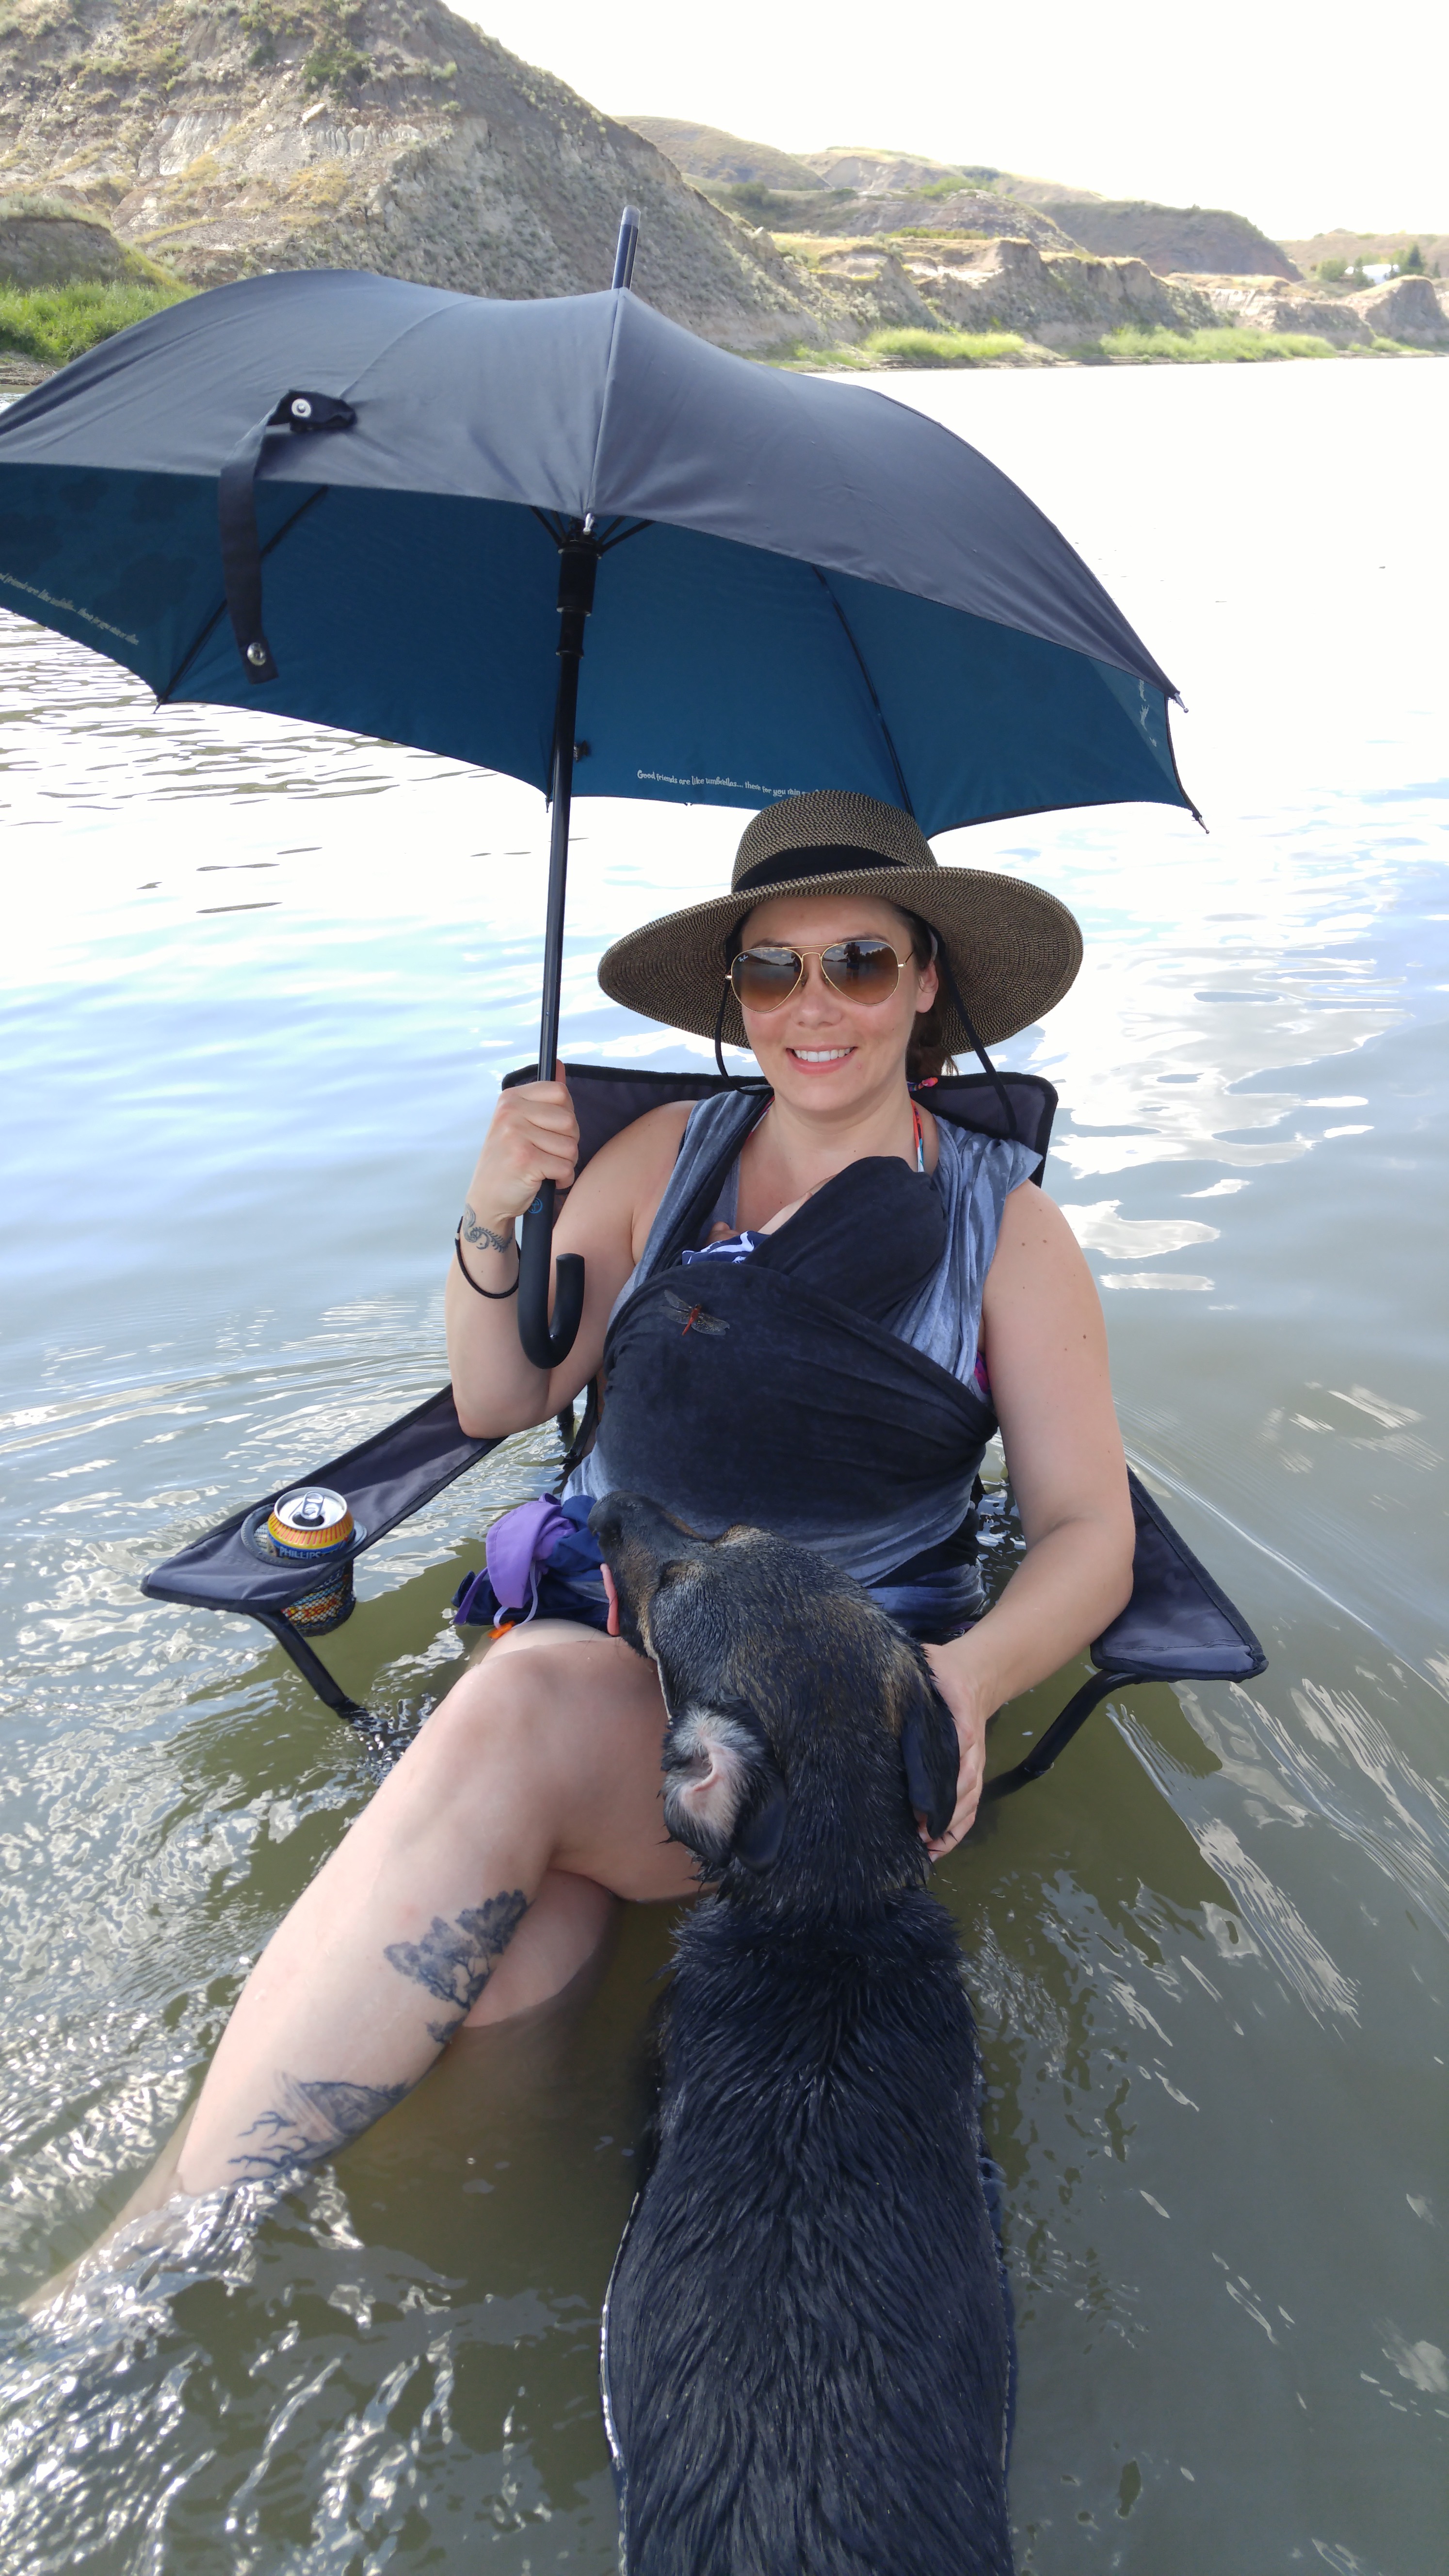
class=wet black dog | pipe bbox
[590,1494,1014,2576]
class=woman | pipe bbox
[122,792,1134,2205]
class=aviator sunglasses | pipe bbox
[729,931,933,1015]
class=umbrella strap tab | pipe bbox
[220,389,357,685]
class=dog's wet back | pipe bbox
[591,1495,1015,2576]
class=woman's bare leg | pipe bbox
[162,1621,692,2199]
[463,1864,618,2026]
[26,1851,625,2309]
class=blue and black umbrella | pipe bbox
[0,210,1192,1365]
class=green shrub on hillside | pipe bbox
[0,277,192,367]
[302,32,369,90]
[863,325,1024,365]
[707,181,847,227]
[1102,325,1336,363]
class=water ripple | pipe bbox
[2,360,1446,2574]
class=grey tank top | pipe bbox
[565,1095,1038,1583]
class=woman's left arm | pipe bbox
[922,1183,1135,1856]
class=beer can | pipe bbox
[265,1487,356,1635]
[267,1488,354,1558]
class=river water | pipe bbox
[0,357,1445,2574]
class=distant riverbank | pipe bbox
[3,290,1444,394]
[782,322,1443,371]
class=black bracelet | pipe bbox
[454,1224,519,1298]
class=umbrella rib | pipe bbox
[156,486,330,706]
[594,517,652,553]
[809,566,914,816]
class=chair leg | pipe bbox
[250,1607,370,1727]
[980,1669,1135,1804]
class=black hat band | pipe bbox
[732,844,911,894]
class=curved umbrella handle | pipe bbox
[518,1184,585,1372]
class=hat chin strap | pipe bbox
[930,943,1020,1141]
[713,982,741,1088]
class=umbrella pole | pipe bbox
[516,211,640,1374]
[517,538,597,1372]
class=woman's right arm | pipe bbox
[445,1082,689,1438]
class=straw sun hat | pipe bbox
[597,790,1082,1055]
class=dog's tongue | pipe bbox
[600,1563,621,1637]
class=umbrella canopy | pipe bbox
[0,266,1191,834]
[0,256,1194,1365]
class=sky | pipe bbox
[459,0,1446,242]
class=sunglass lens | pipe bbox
[731,948,803,1011]
[821,939,901,1002]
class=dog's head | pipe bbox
[589,1494,960,1912]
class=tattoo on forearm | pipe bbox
[462,1203,514,1257]
[385,1889,528,2043]
[230,2073,410,2177]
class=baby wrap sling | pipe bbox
[460,1093,1037,1643]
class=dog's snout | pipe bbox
[589,1494,708,1661]
[588,1492,692,1561]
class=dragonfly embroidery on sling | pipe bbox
[660,1292,729,1338]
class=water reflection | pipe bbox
[0,359,1446,2574]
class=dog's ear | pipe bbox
[662,1695,789,1874]
[732,1769,788,1871]
[711,1694,788,1872]
[900,1668,961,1841]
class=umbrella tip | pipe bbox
[612,206,640,293]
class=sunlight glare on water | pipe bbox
[0,355,1445,2575]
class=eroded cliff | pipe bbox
[0,0,836,345]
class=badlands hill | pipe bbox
[1012,194,1294,278]
[617,116,823,196]
[0,0,833,344]
[1,29,1442,373]
[626,121,1297,279]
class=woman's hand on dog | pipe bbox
[920,1644,990,1857]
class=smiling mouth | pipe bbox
[788,1046,855,1063]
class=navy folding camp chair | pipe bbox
[143,1064,1265,1775]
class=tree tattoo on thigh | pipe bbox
[384,1888,529,2044]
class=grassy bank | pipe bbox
[770,320,1420,371]
[1099,324,1336,363]
[766,325,1027,369]
[0,278,192,368]
[861,325,1024,365]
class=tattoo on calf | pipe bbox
[231,2073,410,2177]
[225,1897,528,2178]
[385,1889,529,2039]
[461,1203,513,1257]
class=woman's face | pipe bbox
[734,893,939,1113]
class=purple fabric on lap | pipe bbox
[486,1496,575,1612]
